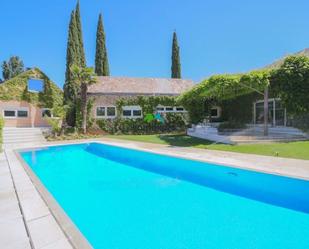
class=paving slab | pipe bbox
[0,217,30,249]
[27,214,69,249]
[0,189,22,222]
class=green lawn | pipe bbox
[106,134,309,160]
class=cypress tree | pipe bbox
[64,10,79,103]
[171,31,181,79]
[75,0,86,67]
[95,13,109,76]
[63,10,80,126]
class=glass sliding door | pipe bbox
[254,99,286,127]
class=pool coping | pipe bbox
[17,139,309,181]
[7,138,309,249]
[14,151,93,249]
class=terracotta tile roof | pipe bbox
[88,76,195,95]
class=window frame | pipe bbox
[106,106,117,118]
[175,106,185,112]
[96,106,106,118]
[210,106,221,119]
[41,108,53,118]
[17,110,29,118]
[156,106,186,113]
[3,108,29,119]
[96,106,117,119]
[3,109,16,118]
[122,105,142,119]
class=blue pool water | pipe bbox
[21,143,309,249]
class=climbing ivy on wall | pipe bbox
[0,68,63,108]
[178,70,271,124]
[116,96,180,115]
[96,96,188,135]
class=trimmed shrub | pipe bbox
[97,113,187,135]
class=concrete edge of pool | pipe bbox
[3,138,309,248]
[14,151,93,249]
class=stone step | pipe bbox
[4,139,46,144]
[3,128,47,145]
[4,136,45,140]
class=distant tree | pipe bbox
[171,32,181,79]
[71,65,97,134]
[1,56,24,80]
[271,55,309,115]
[95,13,110,76]
[75,0,86,67]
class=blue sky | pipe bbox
[1,0,309,87]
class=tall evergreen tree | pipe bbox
[63,10,80,126]
[171,31,181,79]
[75,0,86,67]
[95,13,110,76]
[64,10,80,104]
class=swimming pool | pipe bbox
[20,142,309,249]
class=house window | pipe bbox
[156,106,165,112]
[17,110,28,118]
[133,110,142,117]
[42,109,52,118]
[165,107,174,112]
[175,107,185,112]
[96,107,106,117]
[96,106,116,118]
[156,106,186,113]
[4,110,16,118]
[122,106,142,118]
[106,107,116,117]
[122,110,132,117]
[3,108,29,118]
[211,107,221,119]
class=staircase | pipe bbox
[231,126,309,143]
[3,127,47,145]
[188,125,308,144]
[188,125,234,144]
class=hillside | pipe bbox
[0,68,63,108]
[263,48,309,69]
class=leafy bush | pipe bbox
[45,117,62,136]
[217,121,247,132]
[271,55,309,115]
[44,105,68,137]
[97,113,187,135]
[288,113,309,132]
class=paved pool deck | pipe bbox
[1,138,309,249]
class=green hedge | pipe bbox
[95,96,188,134]
[97,113,187,135]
